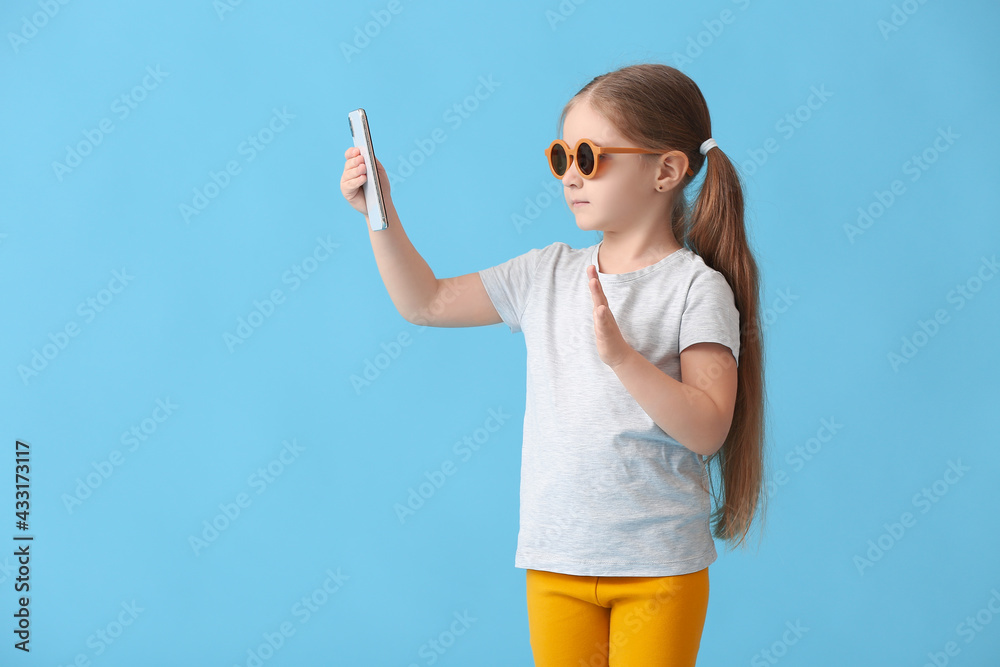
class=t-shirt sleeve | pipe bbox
[477,246,546,334]
[678,270,741,366]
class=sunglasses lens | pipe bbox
[550,143,567,176]
[577,142,595,176]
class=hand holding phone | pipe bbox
[346,108,389,231]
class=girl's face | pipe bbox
[559,100,660,233]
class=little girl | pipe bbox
[341,62,767,667]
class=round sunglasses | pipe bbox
[545,138,695,179]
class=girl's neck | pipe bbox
[597,235,682,274]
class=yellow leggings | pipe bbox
[525,567,709,667]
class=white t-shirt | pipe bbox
[478,240,740,577]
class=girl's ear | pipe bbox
[653,150,691,192]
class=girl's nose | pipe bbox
[561,156,582,186]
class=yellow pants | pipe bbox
[525,567,709,667]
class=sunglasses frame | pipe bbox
[545,138,695,180]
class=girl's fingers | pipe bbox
[342,173,367,189]
[589,276,605,306]
[340,161,366,182]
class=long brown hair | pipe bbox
[558,62,769,549]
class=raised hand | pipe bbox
[587,264,634,369]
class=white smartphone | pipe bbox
[348,108,388,231]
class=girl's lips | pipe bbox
[572,201,589,206]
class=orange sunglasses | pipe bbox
[545,138,695,179]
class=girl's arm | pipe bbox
[342,147,501,328]
[364,195,440,323]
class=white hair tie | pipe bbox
[699,138,718,155]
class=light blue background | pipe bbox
[2,0,998,665]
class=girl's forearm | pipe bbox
[366,197,439,323]
[610,349,727,457]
